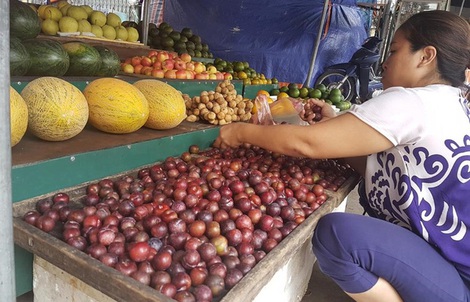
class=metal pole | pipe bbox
[0,0,17,300]
[141,0,150,46]
[459,0,465,16]
[376,0,398,71]
[305,0,330,87]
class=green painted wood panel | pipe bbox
[10,78,244,98]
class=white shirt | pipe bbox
[349,85,470,277]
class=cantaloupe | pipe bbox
[83,78,149,134]
[10,87,28,147]
[133,79,186,130]
[20,77,89,141]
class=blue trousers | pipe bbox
[312,212,470,302]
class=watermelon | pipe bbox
[10,0,41,40]
[94,46,121,77]
[10,37,31,76]
[23,39,70,76]
[62,42,102,76]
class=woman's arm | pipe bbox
[213,112,393,160]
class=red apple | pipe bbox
[153,61,162,70]
[176,69,187,79]
[162,59,174,70]
[164,69,177,79]
[131,56,142,67]
[174,60,187,71]
[186,70,195,79]
[186,62,195,71]
[168,51,178,60]
[134,64,144,74]
[141,66,153,76]
[141,56,152,67]
[151,69,165,78]
[148,50,158,57]
[195,72,209,80]
[215,72,224,80]
[223,72,233,80]
[180,53,192,63]
[156,51,170,63]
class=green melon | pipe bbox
[10,37,31,76]
[10,0,41,40]
[94,45,121,77]
[23,39,70,76]
[62,42,102,76]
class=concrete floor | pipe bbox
[17,186,362,302]
[302,185,361,302]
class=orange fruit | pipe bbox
[257,90,271,97]
[238,71,248,79]
[277,92,289,99]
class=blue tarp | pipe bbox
[164,0,368,86]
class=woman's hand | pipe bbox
[300,98,337,124]
[213,123,246,149]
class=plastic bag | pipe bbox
[250,94,276,125]
[250,95,308,125]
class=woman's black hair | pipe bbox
[399,10,470,87]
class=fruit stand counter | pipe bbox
[13,167,358,302]
[11,120,220,296]
[10,77,359,299]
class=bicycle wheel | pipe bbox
[315,70,356,102]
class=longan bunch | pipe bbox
[300,99,323,124]
[185,80,254,125]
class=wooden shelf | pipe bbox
[35,34,151,59]
[12,121,214,167]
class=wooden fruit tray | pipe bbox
[13,162,359,301]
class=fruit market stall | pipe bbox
[13,146,359,301]
[6,1,362,300]
[10,83,355,299]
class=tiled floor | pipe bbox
[17,186,362,302]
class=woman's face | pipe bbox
[381,29,424,89]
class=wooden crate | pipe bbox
[13,167,359,302]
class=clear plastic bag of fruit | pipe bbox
[250,94,308,125]
[250,94,276,125]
